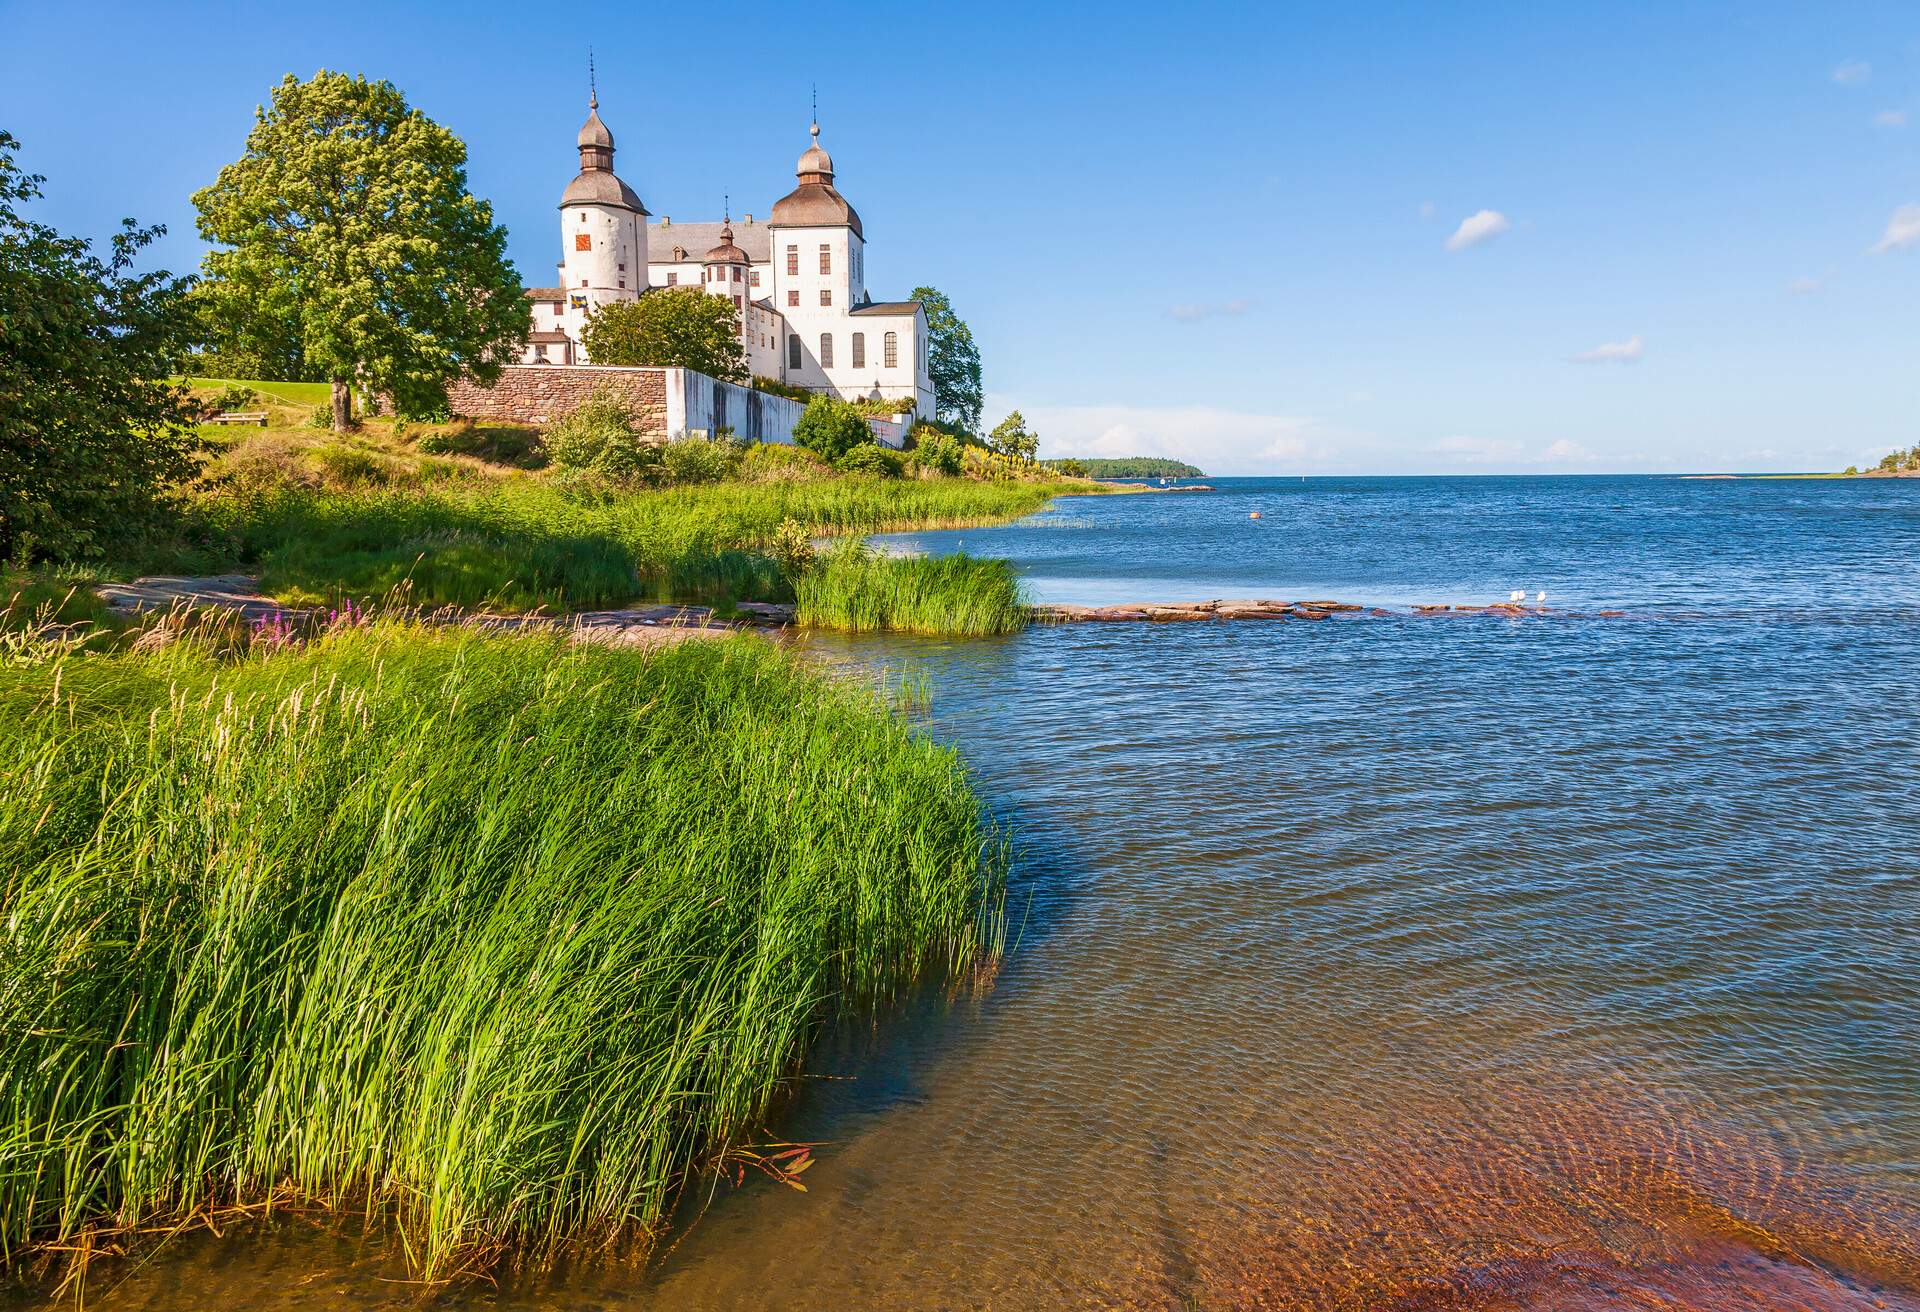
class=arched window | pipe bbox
[851,333,865,369]
[883,331,899,369]
[819,334,834,368]
[788,335,802,369]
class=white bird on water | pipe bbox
[1509,589,1526,602]
[1536,590,1547,603]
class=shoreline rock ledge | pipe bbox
[1030,599,1598,623]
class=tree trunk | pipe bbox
[330,378,352,432]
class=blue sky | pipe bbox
[3,1,1915,473]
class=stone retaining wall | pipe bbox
[446,366,669,436]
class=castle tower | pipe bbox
[556,85,648,354]
[768,121,866,386]
[702,213,754,347]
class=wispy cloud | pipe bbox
[1418,200,1436,220]
[1166,298,1254,322]
[1787,276,1821,294]
[1542,439,1596,463]
[1572,334,1645,364]
[1015,400,1345,473]
[1873,109,1907,127]
[1444,209,1510,251]
[1833,60,1872,85]
[1871,204,1920,254]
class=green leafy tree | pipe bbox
[0,131,199,563]
[791,395,874,462]
[193,71,527,430]
[909,431,964,476]
[582,288,747,381]
[910,285,982,434]
[1051,457,1089,478]
[987,410,1039,464]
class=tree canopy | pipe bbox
[910,286,982,435]
[581,288,748,382]
[193,71,526,428]
[987,411,1039,464]
[791,395,874,462]
[0,131,199,563]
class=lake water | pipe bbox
[69,476,1920,1310]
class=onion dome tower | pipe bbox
[557,75,648,329]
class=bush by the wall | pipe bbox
[545,386,663,485]
[836,444,904,478]
[791,395,874,463]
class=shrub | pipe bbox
[909,432,964,476]
[741,441,829,482]
[791,395,873,463]
[545,387,662,485]
[752,375,812,403]
[767,517,815,578]
[836,444,904,478]
[212,384,258,412]
[661,433,745,486]
[415,423,545,468]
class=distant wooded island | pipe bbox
[1042,457,1207,479]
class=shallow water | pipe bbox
[56,476,1920,1310]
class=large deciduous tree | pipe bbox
[910,285,982,436]
[581,288,748,382]
[0,131,198,563]
[987,410,1038,464]
[193,71,526,429]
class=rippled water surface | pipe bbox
[73,477,1920,1310]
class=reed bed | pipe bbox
[0,622,1006,1283]
[194,478,1075,615]
[795,543,1028,637]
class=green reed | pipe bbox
[0,623,1005,1281]
[795,543,1028,637]
[189,478,1075,618]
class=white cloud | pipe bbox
[1166,298,1254,322]
[1541,438,1596,463]
[1787,276,1821,294]
[1430,435,1524,463]
[1874,109,1907,127]
[1833,60,1872,85]
[1572,334,1645,364]
[1444,209,1511,251]
[1418,200,1436,220]
[1871,203,1920,254]
[1015,401,1344,474]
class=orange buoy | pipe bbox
[1249,511,1262,520]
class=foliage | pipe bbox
[767,517,816,577]
[752,374,812,403]
[412,421,545,467]
[544,386,662,485]
[211,384,258,412]
[582,287,747,381]
[909,432,965,476]
[1,570,111,633]
[792,394,876,462]
[795,540,1027,636]
[1870,443,1920,475]
[661,433,746,485]
[1050,457,1089,478]
[0,624,1005,1282]
[836,444,905,478]
[1046,456,1206,478]
[849,395,916,417]
[911,285,983,434]
[0,130,200,564]
[741,441,830,482]
[987,410,1040,463]
[192,71,527,430]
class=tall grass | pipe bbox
[0,624,1005,1282]
[795,543,1028,636]
[188,478,1073,616]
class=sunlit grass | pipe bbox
[0,622,1006,1282]
[795,543,1027,636]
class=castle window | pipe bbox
[851,333,865,369]
[750,270,761,287]
[534,344,548,361]
[883,331,898,369]
[820,290,831,307]
[618,263,625,272]
[787,290,799,307]
[819,244,831,274]
[732,266,741,283]
[667,273,677,286]
[733,295,742,309]
[618,279,625,289]
[785,244,798,275]
[788,335,802,369]
[819,334,834,368]
[551,302,563,315]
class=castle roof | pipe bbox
[561,170,649,213]
[848,301,923,317]
[649,220,770,263]
[577,103,613,150]
[703,222,751,264]
[769,122,863,237]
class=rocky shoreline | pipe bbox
[1033,599,1627,622]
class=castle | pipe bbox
[520,93,936,418]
